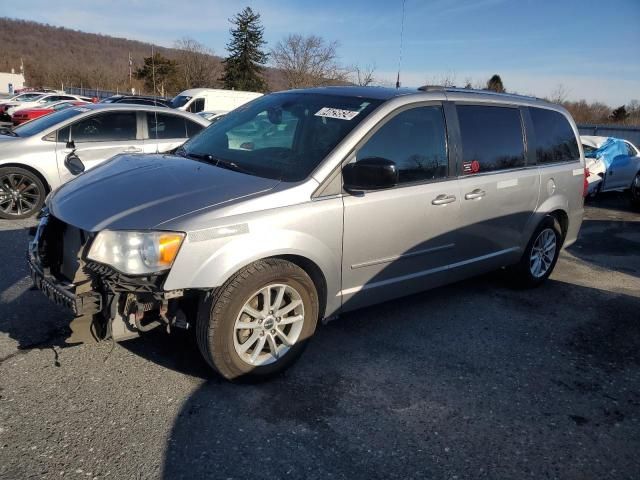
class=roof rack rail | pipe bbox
[417,85,545,102]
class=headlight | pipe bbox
[87,230,185,275]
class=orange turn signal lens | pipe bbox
[158,234,184,265]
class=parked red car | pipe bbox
[11,100,88,125]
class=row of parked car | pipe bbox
[0,88,266,219]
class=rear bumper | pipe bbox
[563,207,584,249]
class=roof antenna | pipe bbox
[396,0,406,89]
[151,46,159,144]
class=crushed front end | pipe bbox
[28,211,193,343]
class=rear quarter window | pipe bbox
[457,105,525,174]
[530,108,579,164]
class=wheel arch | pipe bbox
[0,162,52,194]
[548,209,569,243]
[272,254,328,321]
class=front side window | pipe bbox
[457,105,525,173]
[147,112,187,139]
[64,112,137,142]
[13,107,86,138]
[356,106,448,184]
[181,92,382,181]
[188,98,205,113]
[530,107,579,164]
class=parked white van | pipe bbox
[170,88,262,114]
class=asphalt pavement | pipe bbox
[1,193,639,479]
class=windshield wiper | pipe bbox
[185,151,216,163]
[0,128,17,137]
[185,152,252,175]
[213,158,253,175]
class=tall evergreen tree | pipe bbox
[134,52,177,95]
[221,7,268,91]
[486,74,505,93]
[610,105,629,123]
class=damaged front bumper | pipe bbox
[28,214,192,344]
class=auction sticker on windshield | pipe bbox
[315,107,360,120]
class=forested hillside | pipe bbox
[0,17,288,94]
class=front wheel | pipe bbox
[631,172,640,211]
[509,216,562,288]
[0,167,46,219]
[196,258,319,380]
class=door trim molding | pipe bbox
[338,247,519,296]
[351,243,455,270]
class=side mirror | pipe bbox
[64,150,85,176]
[343,157,398,191]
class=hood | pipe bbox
[15,107,50,115]
[49,154,280,231]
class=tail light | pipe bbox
[583,167,590,197]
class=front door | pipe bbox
[56,111,142,183]
[341,104,462,311]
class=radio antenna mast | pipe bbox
[396,0,406,89]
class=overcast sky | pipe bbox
[2,0,639,105]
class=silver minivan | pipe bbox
[27,86,585,380]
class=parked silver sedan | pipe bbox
[0,104,210,219]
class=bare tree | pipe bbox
[174,37,222,90]
[353,63,375,86]
[270,34,348,88]
[550,84,569,104]
[424,72,457,88]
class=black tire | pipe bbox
[196,258,319,381]
[630,172,640,211]
[509,216,563,288]
[0,166,46,219]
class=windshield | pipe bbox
[171,95,192,108]
[13,107,88,137]
[181,92,382,181]
[13,93,45,102]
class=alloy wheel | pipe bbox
[233,283,305,366]
[529,228,557,278]
[0,173,41,217]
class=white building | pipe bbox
[0,70,26,94]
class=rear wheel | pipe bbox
[0,167,46,219]
[196,258,318,380]
[509,216,562,288]
[630,172,640,211]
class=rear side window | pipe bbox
[147,112,187,139]
[186,120,204,137]
[457,105,525,173]
[356,106,448,184]
[530,108,579,163]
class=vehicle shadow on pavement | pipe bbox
[155,274,640,479]
[0,222,71,358]
[567,218,640,279]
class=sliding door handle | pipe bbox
[465,189,486,200]
[431,194,457,205]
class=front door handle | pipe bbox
[465,189,486,200]
[431,194,457,205]
[124,146,142,153]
